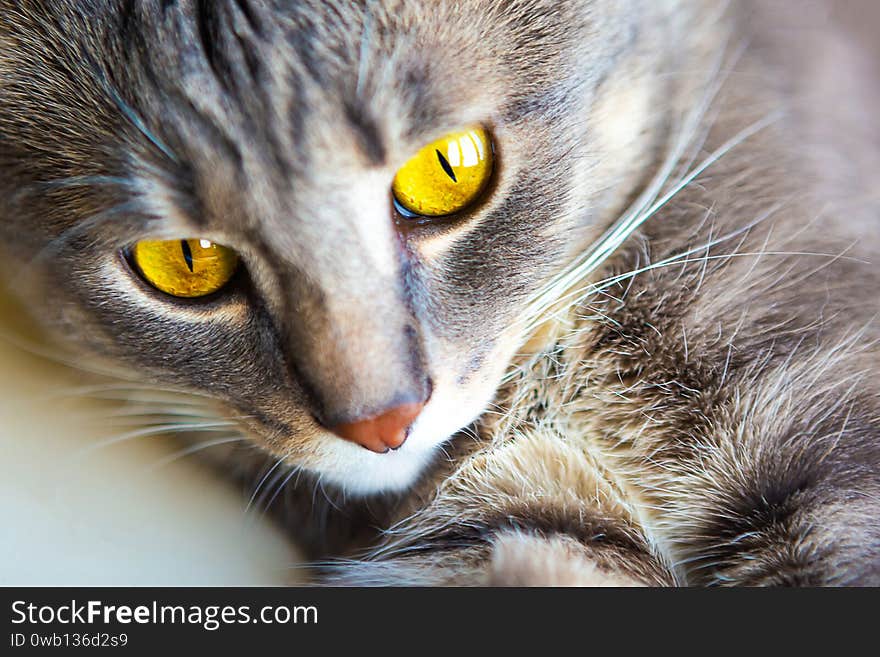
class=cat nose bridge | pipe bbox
[283,282,431,451]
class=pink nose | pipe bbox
[330,403,425,453]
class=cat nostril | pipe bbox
[330,402,425,454]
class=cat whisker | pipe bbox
[97,407,222,422]
[516,35,773,346]
[316,476,342,513]
[590,249,868,304]
[75,420,241,457]
[16,175,137,196]
[524,49,732,304]
[102,81,179,163]
[96,412,253,432]
[521,110,786,337]
[143,435,249,472]
[355,1,375,99]
[243,459,307,521]
[258,465,304,518]
[42,389,213,410]
[41,381,222,403]
[245,453,292,515]
[544,209,859,323]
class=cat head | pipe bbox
[0,0,691,493]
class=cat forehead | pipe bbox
[0,0,600,234]
[118,1,592,211]
[0,0,591,172]
[128,0,589,132]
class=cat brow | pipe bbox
[343,99,387,164]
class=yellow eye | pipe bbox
[132,239,239,298]
[392,126,494,217]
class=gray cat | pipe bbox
[1,0,878,585]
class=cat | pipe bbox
[1,0,878,585]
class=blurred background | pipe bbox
[0,0,877,585]
[0,291,298,585]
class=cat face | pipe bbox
[0,0,672,493]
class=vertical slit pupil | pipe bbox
[180,239,195,272]
[436,150,458,183]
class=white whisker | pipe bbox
[144,436,248,472]
[246,454,292,514]
[75,420,240,457]
[520,110,785,337]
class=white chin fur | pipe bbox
[313,439,441,495]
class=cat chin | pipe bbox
[311,437,441,495]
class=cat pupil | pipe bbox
[180,239,194,273]
[436,150,458,183]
